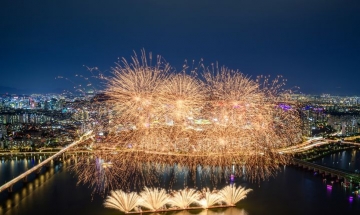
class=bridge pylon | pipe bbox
[7,185,13,193]
[45,163,51,170]
[36,167,42,175]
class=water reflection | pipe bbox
[1,150,360,215]
[148,207,248,215]
[5,199,11,209]
[69,154,238,195]
[314,149,360,172]
[21,186,27,198]
[0,154,69,214]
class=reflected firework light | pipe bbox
[70,149,244,192]
[70,50,302,193]
[68,153,122,195]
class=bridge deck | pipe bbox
[0,131,93,193]
[292,158,360,183]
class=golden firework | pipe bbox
[70,50,302,193]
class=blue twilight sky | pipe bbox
[0,0,359,95]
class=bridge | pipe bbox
[278,138,360,154]
[0,130,359,193]
[0,131,94,193]
[292,158,360,184]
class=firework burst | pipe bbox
[139,187,170,211]
[158,73,206,124]
[105,50,171,126]
[219,184,252,206]
[103,186,251,213]
[197,188,223,209]
[168,188,200,209]
[103,190,141,213]
[70,50,302,193]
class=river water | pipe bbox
[0,151,359,215]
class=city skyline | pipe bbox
[1,0,360,95]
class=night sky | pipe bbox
[1,0,359,95]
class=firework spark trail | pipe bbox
[70,50,302,193]
[219,184,252,206]
[158,73,206,124]
[69,154,123,195]
[197,188,223,209]
[168,188,200,209]
[103,190,141,213]
[139,187,170,211]
[105,50,171,126]
[103,185,252,213]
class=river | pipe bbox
[0,150,359,215]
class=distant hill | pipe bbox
[0,86,66,95]
[0,86,27,94]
